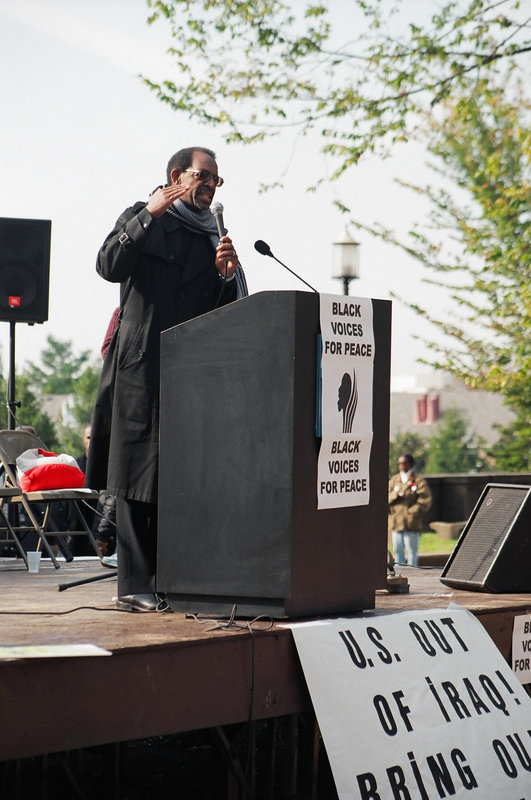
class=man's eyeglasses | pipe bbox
[183,168,224,187]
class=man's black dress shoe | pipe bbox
[116,593,170,612]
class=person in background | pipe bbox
[76,424,92,473]
[388,453,432,566]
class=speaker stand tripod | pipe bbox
[7,321,21,430]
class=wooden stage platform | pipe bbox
[1,556,530,765]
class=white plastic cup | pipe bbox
[27,551,42,573]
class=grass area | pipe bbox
[419,531,457,554]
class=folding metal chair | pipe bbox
[0,486,31,568]
[0,429,104,569]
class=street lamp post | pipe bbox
[332,230,360,295]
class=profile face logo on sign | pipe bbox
[317,295,374,510]
[337,369,358,434]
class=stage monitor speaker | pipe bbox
[440,483,531,593]
[0,217,51,323]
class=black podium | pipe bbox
[157,291,391,617]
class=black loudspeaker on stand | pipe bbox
[441,483,531,593]
[0,217,51,428]
[0,217,51,324]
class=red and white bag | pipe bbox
[16,448,85,492]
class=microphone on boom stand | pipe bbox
[254,240,318,293]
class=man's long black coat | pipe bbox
[85,202,237,504]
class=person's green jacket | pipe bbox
[388,471,432,533]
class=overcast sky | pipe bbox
[1,0,450,385]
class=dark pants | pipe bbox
[115,497,158,595]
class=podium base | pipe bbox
[166,594,285,619]
[165,591,376,620]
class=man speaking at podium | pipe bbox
[87,147,247,612]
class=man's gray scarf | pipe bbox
[168,199,248,299]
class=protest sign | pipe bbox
[318,294,374,509]
[512,614,531,685]
[291,608,531,799]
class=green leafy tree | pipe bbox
[424,408,486,473]
[17,340,101,454]
[56,362,101,455]
[56,424,85,460]
[69,363,101,427]
[24,336,91,395]
[357,82,530,467]
[489,411,531,471]
[389,432,429,475]
[143,0,530,169]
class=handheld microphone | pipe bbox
[211,201,230,295]
[210,201,226,239]
[254,240,318,293]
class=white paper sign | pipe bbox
[318,295,374,509]
[512,614,531,684]
[291,608,531,799]
[0,644,111,660]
